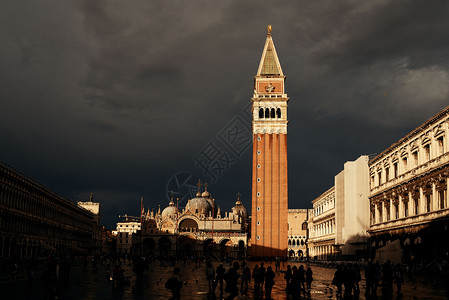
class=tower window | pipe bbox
[276,108,281,118]
[257,164,261,168]
[259,108,264,118]
[257,178,261,182]
[257,221,260,225]
[257,206,260,211]
[257,235,260,240]
[265,108,269,118]
[257,150,261,155]
[270,108,275,118]
[257,192,260,197]
[258,137,261,141]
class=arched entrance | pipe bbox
[179,235,196,257]
[288,249,295,258]
[238,240,245,258]
[219,239,233,259]
[179,218,198,233]
[159,237,171,257]
[297,250,303,259]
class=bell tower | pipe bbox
[251,25,288,258]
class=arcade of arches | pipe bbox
[0,163,96,258]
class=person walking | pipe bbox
[166,267,183,300]
[206,261,215,295]
[216,264,225,298]
[305,266,313,293]
[264,266,275,299]
[224,262,239,300]
[332,265,344,299]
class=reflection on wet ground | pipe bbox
[1,258,447,299]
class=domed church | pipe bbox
[133,185,249,259]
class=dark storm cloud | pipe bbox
[1,0,449,228]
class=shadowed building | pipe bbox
[368,105,449,264]
[0,162,95,258]
[251,25,288,257]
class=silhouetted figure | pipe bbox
[305,266,313,292]
[253,264,261,294]
[394,264,404,295]
[284,265,292,295]
[206,261,215,295]
[216,264,225,298]
[265,266,275,299]
[166,267,182,300]
[224,262,239,300]
[259,263,266,294]
[332,265,344,299]
[241,266,251,295]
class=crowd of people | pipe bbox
[2,254,449,299]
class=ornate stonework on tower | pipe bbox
[251,26,288,257]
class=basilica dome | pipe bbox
[186,197,213,215]
[161,200,178,219]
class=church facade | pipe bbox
[133,186,249,258]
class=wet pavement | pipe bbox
[1,258,448,299]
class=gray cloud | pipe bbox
[1,0,448,228]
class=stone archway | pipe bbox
[220,239,233,259]
[179,235,196,257]
[238,240,245,258]
[179,218,199,233]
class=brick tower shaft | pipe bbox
[251,26,288,258]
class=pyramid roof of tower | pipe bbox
[256,33,284,76]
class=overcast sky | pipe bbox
[1,0,449,229]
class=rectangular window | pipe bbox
[403,157,408,172]
[424,144,431,161]
[412,151,418,167]
[378,172,382,185]
[395,204,399,219]
[385,167,389,182]
[386,206,390,221]
[439,190,446,209]
[415,198,419,215]
[378,206,383,222]
[393,163,398,178]
[438,137,444,155]
[426,194,431,213]
[404,202,408,217]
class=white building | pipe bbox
[309,155,370,260]
[115,220,141,254]
[369,105,449,264]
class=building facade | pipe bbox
[309,156,370,260]
[114,220,141,254]
[0,163,95,258]
[133,187,249,259]
[287,209,308,259]
[251,25,289,258]
[308,187,337,260]
[369,106,449,264]
[77,193,103,255]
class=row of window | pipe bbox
[258,108,282,119]
[288,239,306,246]
[371,136,446,187]
[371,189,447,224]
[311,219,335,237]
